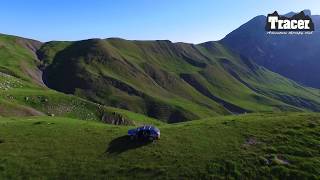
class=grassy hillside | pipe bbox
[1,34,320,179]
[0,34,44,86]
[2,33,320,123]
[0,34,167,124]
[0,60,161,126]
[0,113,319,179]
[38,38,320,122]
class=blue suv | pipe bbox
[128,125,160,140]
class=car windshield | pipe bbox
[137,126,159,132]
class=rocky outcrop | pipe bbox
[101,112,134,126]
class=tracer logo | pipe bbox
[265,11,314,32]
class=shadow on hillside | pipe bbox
[106,135,151,154]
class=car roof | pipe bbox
[137,125,160,132]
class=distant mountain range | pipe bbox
[221,10,320,88]
[1,33,320,123]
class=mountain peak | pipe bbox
[303,9,312,16]
[284,9,311,17]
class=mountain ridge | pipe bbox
[1,32,320,122]
[221,10,320,88]
[38,37,320,120]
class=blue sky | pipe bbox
[1,0,320,43]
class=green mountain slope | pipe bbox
[2,33,320,122]
[0,34,44,86]
[0,113,319,179]
[1,34,320,179]
[0,34,162,125]
[38,38,320,122]
[0,70,161,126]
